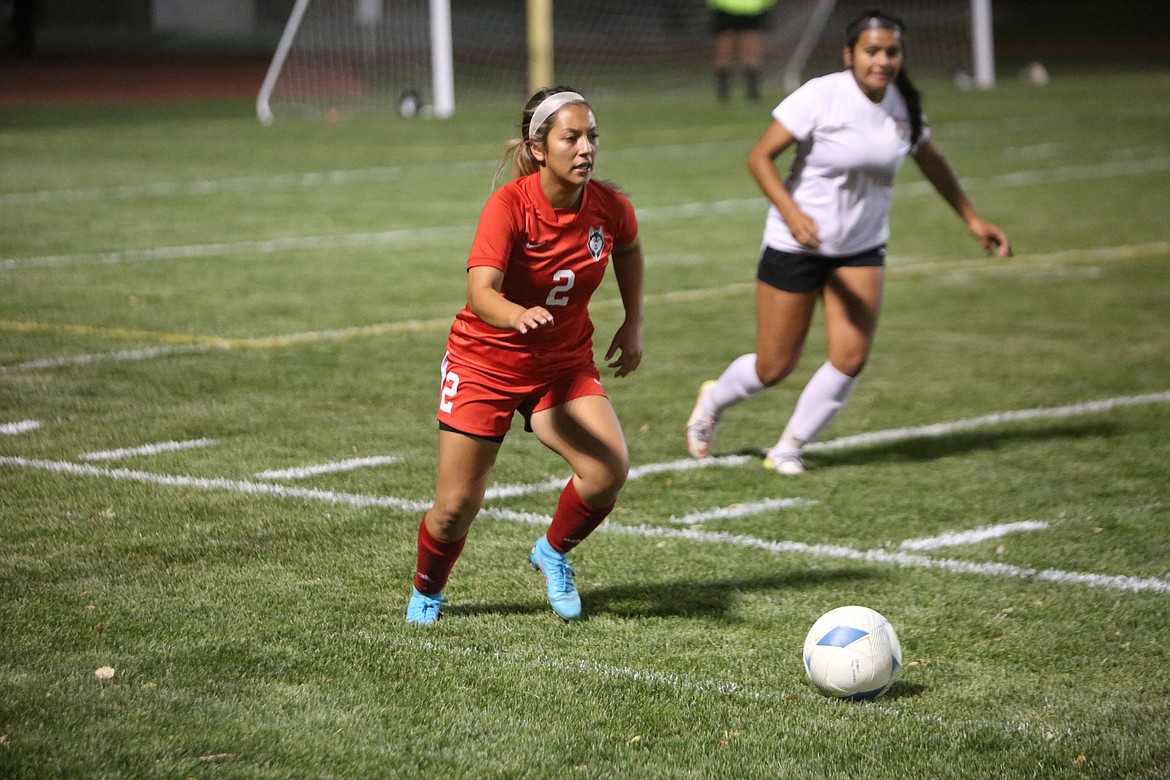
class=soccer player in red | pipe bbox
[406,87,646,623]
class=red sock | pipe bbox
[413,516,466,594]
[545,478,614,554]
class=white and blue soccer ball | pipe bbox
[803,605,902,700]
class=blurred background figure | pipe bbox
[4,0,37,59]
[709,0,777,101]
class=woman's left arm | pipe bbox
[913,139,1013,257]
[605,240,645,378]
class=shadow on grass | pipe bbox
[732,419,1117,470]
[455,567,878,621]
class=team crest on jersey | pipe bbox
[587,226,605,262]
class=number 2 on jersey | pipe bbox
[546,269,575,307]
[439,370,460,412]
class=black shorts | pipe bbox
[711,9,770,34]
[756,245,885,293]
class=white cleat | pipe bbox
[685,380,718,458]
[763,448,805,475]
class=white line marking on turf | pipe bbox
[806,392,1170,454]
[1,225,472,271]
[0,344,216,374]
[476,508,1170,595]
[3,454,1167,595]
[0,456,431,512]
[670,498,817,526]
[5,237,1163,376]
[899,521,1050,551]
[7,151,1169,271]
[79,438,218,461]
[255,455,402,480]
[1,420,41,435]
[445,391,1170,500]
[412,639,776,701]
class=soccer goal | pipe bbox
[781,0,995,91]
[256,0,993,124]
[256,0,454,124]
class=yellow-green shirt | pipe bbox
[709,0,776,16]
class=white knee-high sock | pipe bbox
[776,361,856,451]
[705,353,766,417]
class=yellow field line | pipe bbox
[0,317,454,348]
[2,241,1166,360]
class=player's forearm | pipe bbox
[611,245,645,325]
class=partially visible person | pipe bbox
[685,9,1011,473]
[709,0,778,101]
[6,0,37,58]
[407,87,646,624]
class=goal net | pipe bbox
[258,0,988,123]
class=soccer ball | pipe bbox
[803,605,902,700]
[398,89,422,118]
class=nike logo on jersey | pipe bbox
[525,241,547,249]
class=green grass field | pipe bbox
[3,68,1170,779]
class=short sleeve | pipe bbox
[467,187,522,271]
[613,191,639,249]
[772,78,822,142]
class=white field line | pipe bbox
[0,343,217,374]
[405,642,1081,740]
[0,141,736,207]
[440,390,1170,501]
[0,318,454,375]
[2,447,1167,595]
[6,156,1170,272]
[3,237,1163,376]
[0,225,472,271]
[412,639,778,701]
[5,143,1162,208]
[899,521,1050,551]
[806,392,1170,455]
[669,498,818,526]
[475,508,1170,596]
[79,437,218,461]
[0,160,495,206]
[256,455,402,481]
[0,456,430,512]
[1,420,41,435]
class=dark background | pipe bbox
[1,1,1166,106]
[5,1,1168,63]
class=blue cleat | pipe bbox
[405,587,447,625]
[529,536,582,620]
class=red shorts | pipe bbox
[435,352,607,440]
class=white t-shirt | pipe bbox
[763,70,929,257]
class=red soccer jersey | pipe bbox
[446,173,638,380]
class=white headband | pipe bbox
[528,91,587,140]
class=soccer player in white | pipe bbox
[685,9,1012,473]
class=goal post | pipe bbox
[527,0,555,96]
[256,0,455,124]
[256,1,992,124]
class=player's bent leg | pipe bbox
[531,395,629,506]
[528,396,626,619]
[407,429,501,623]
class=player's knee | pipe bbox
[582,450,629,501]
[427,494,482,534]
[830,351,868,378]
[756,355,798,387]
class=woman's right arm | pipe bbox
[467,266,554,334]
[747,120,820,250]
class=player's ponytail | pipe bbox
[895,69,924,148]
[493,86,588,187]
